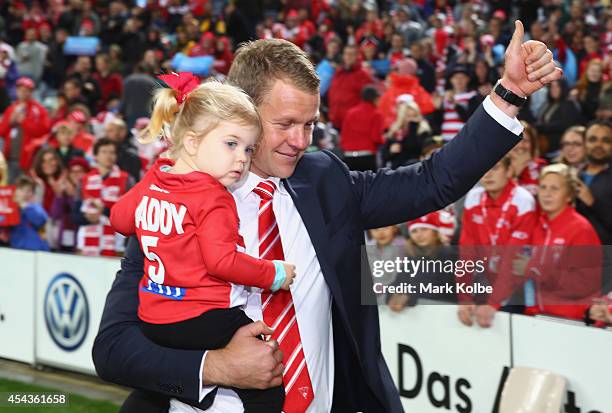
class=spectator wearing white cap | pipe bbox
[387,210,458,312]
[378,58,435,129]
[104,117,141,183]
[67,108,95,154]
[383,94,432,168]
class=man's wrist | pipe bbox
[499,78,527,98]
[490,78,524,118]
[201,349,227,386]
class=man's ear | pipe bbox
[182,131,199,156]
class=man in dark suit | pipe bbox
[93,21,561,413]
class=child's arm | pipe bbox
[196,192,280,290]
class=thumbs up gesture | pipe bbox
[501,20,563,98]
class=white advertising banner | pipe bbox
[512,314,612,412]
[379,305,511,413]
[35,252,120,374]
[0,248,36,364]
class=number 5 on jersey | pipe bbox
[141,235,165,284]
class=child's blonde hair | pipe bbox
[141,79,261,158]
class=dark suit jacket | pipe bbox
[92,104,520,412]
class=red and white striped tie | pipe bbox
[252,180,314,413]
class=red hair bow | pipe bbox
[157,72,200,104]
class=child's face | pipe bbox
[370,226,397,246]
[69,165,86,184]
[14,185,34,204]
[193,120,258,187]
[410,227,438,247]
[57,128,75,146]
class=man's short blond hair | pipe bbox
[227,39,320,105]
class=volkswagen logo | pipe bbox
[44,273,89,351]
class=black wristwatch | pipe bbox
[494,81,528,107]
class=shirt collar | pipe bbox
[230,171,289,201]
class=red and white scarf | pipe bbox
[77,166,127,256]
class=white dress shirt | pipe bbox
[170,95,522,413]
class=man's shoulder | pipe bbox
[292,150,350,185]
[296,150,343,172]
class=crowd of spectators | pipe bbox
[0,1,611,324]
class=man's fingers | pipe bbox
[528,61,557,82]
[526,49,553,73]
[538,67,564,85]
[271,363,284,377]
[524,41,548,64]
[239,320,274,337]
[508,20,525,52]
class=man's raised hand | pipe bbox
[502,20,563,97]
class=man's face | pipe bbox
[392,34,404,50]
[25,28,37,42]
[409,42,422,59]
[252,79,319,179]
[105,123,126,142]
[76,57,91,73]
[585,125,612,165]
[451,72,469,91]
[342,46,358,68]
[64,82,80,100]
[16,85,31,101]
[95,144,117,169]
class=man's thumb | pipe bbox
[508,20,525,52]
[238,320,274,337]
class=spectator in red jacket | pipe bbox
[92,52,123,112]
[340,85,384,171]
[327,44,372,129]
[212,36,234,76]
[67,109,95,154]
[524,164,602,320]
[377,58,435,129]
[0,77,51,179]
[457,156,537,328]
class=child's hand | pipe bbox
[280,262,296,290]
